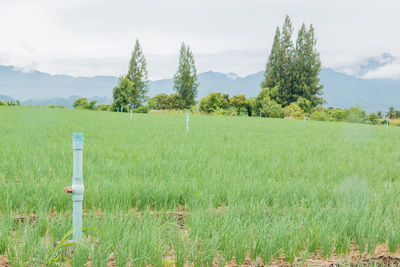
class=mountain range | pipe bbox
[1,57,400,112]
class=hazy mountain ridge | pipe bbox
[0,65,117,100]
[1,64,400,112]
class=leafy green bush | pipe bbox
[96,104,112,111]
[224,107,237,116]
[380,119,389,125]
[0,101,8,106]
[199,93,230,113]
[312,111,329,121]
[238,107,248,116]
[45,105,68,109]
[148,94,168,110]
[284,102,303,118]
[363,113,379,125]
[73,97,90,110]
[166,94,185,110]
[346,107,366,123]
[134,106,149,113]
[229,94,247,113]
[260,98,284,118]
[331,109,347,121]
[296,97,312,113]
[246,97,256,116]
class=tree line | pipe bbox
[145,16,322,118]
[65,15,400,127]
[111,40,198,112]
[111,15,323,115]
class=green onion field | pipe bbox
[1,106,400,266]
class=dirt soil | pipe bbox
[0,255,10,267]
[159,244,400,267]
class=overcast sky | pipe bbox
[1,0,399,80]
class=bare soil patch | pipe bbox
[0,255,10,267]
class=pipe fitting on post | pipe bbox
[72,182,84,201]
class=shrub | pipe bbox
[148,94,168,110]
[260,98,284,118]
[284,102,303,118]
[96,104,112,111]
[238,107,248,116]
[0,101,8,106]
[166,94,185,110]
[312,111,329,121]
[229,94,247,113]
[296,97,312,113]
[45,105,68,109]
[73,97,90,110]
[380,119,389,125]
[346,107,366,123]
[363,113,380,125]
[246,98,256,117]
[89,100,98,110]
[199,93,230,113]
[134,106,149,113]
[224,107,237,116]
[331,109,347,121]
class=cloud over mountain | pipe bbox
[335,53,400,80]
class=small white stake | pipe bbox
[131,109,133,120]
[304,115,306,122]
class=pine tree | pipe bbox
[261,26,282,95]
[127,39,149,109]
[173,43,199,109]
[261,15,323,108]
[261,15,295,106]
[278,15,294,106]
[293,24,323,106]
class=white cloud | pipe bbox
[363,63,400,80]
[0,0,400,79]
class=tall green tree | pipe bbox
[293,24,323,106]
[279,15,295,105]
[127,39,149,108]
[261,27,282,101]
[173,43,199,109]
[262,15,294,106]
[261,16,323,108]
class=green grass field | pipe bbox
[1,106,400,266]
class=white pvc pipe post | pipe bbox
[304,115,306,122]
[72,133,84,242]
[386,118,389,128]
[131,109,133,120]
[186,110,189,133]
[121,105,123,112]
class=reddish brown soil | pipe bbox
[0,255,10,267]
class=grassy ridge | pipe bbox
[1,106,400,265]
